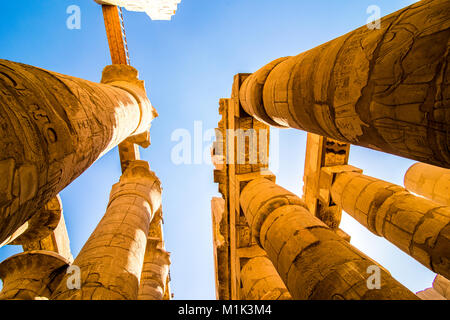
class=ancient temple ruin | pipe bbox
[211,0,450,300]
[0,0,449,300]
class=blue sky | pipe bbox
[0,0,435,299]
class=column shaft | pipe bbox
[138,216,171,300]
[331,171,450,279]
[404,163,450,206]
[240,177,418,300]
[51,160,161,300]
[240,256,292,300]
[239,0,450,168]
[0,60,155,245]
[137,239,170,300]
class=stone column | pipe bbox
[0,250,69,300]
[331,171,450,279]
[51,160,162,300]
[0,195,62,248]
[240,256,292,300]
[0,60,156,246]
[404,163,450,206]
[138,213,171,300]
[416,275,450,300]
[240,177,418,300]
[239,0,450,168]
[433,275,450,299]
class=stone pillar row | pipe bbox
[0,60,156,246]
[331,171,450,280]
[239,0,450,169]
[0,160,164,300]
[240,177,418,300]
[51,160,162,300]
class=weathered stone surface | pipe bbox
[433,274,450,299]
[331,171,450,279]
[240,256,292,300]
[416,287,446,300]
[0,195,61,248]
[0,250,69,300]
[302,133,350,229]
[405,162,450,206]
[239,0,450,168]
[240,177,418,300]
[51,160,161,300]
[138,213,171,300]
[0,60,156,246]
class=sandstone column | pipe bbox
[0,195,62,248]
[0,250,69,300]
[240,177,418,300]
[433,275,450,299]
[416,275,450,300]
[0,60,156,246]
[138,212,171,300]
[51,160,162,300]
[239,0,450,168]
[404,163,450,206]
[240,256,292,300]
[331,171,450,279]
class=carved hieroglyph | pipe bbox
[51,161,161,300]
[240,177,418,300]
[239,0,450,168]
[331,171,450,279]
[0,60,156,246]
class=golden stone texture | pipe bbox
[51,160,162,300]
[0,60,156,246]
[240,177,418,300]
[138,213,171,300]
[331,171,450,279]
[404,162,450,206]
[416,274,450,300]
[239,0,450,168]
[0,250,69,300]
[240,256,292,300]
[0,195,61,248]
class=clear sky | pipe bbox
[0,0,435,299]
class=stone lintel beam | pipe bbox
[51,160,162,300]
[302,133,350,230]
[404,162,450,206]
[240,256,292,300]
[0,195,62,248]
[239,0,450,168]
[331,171,450,279]
[0,60,156,246]
[0,250,69,300]
[240,177,418,300]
